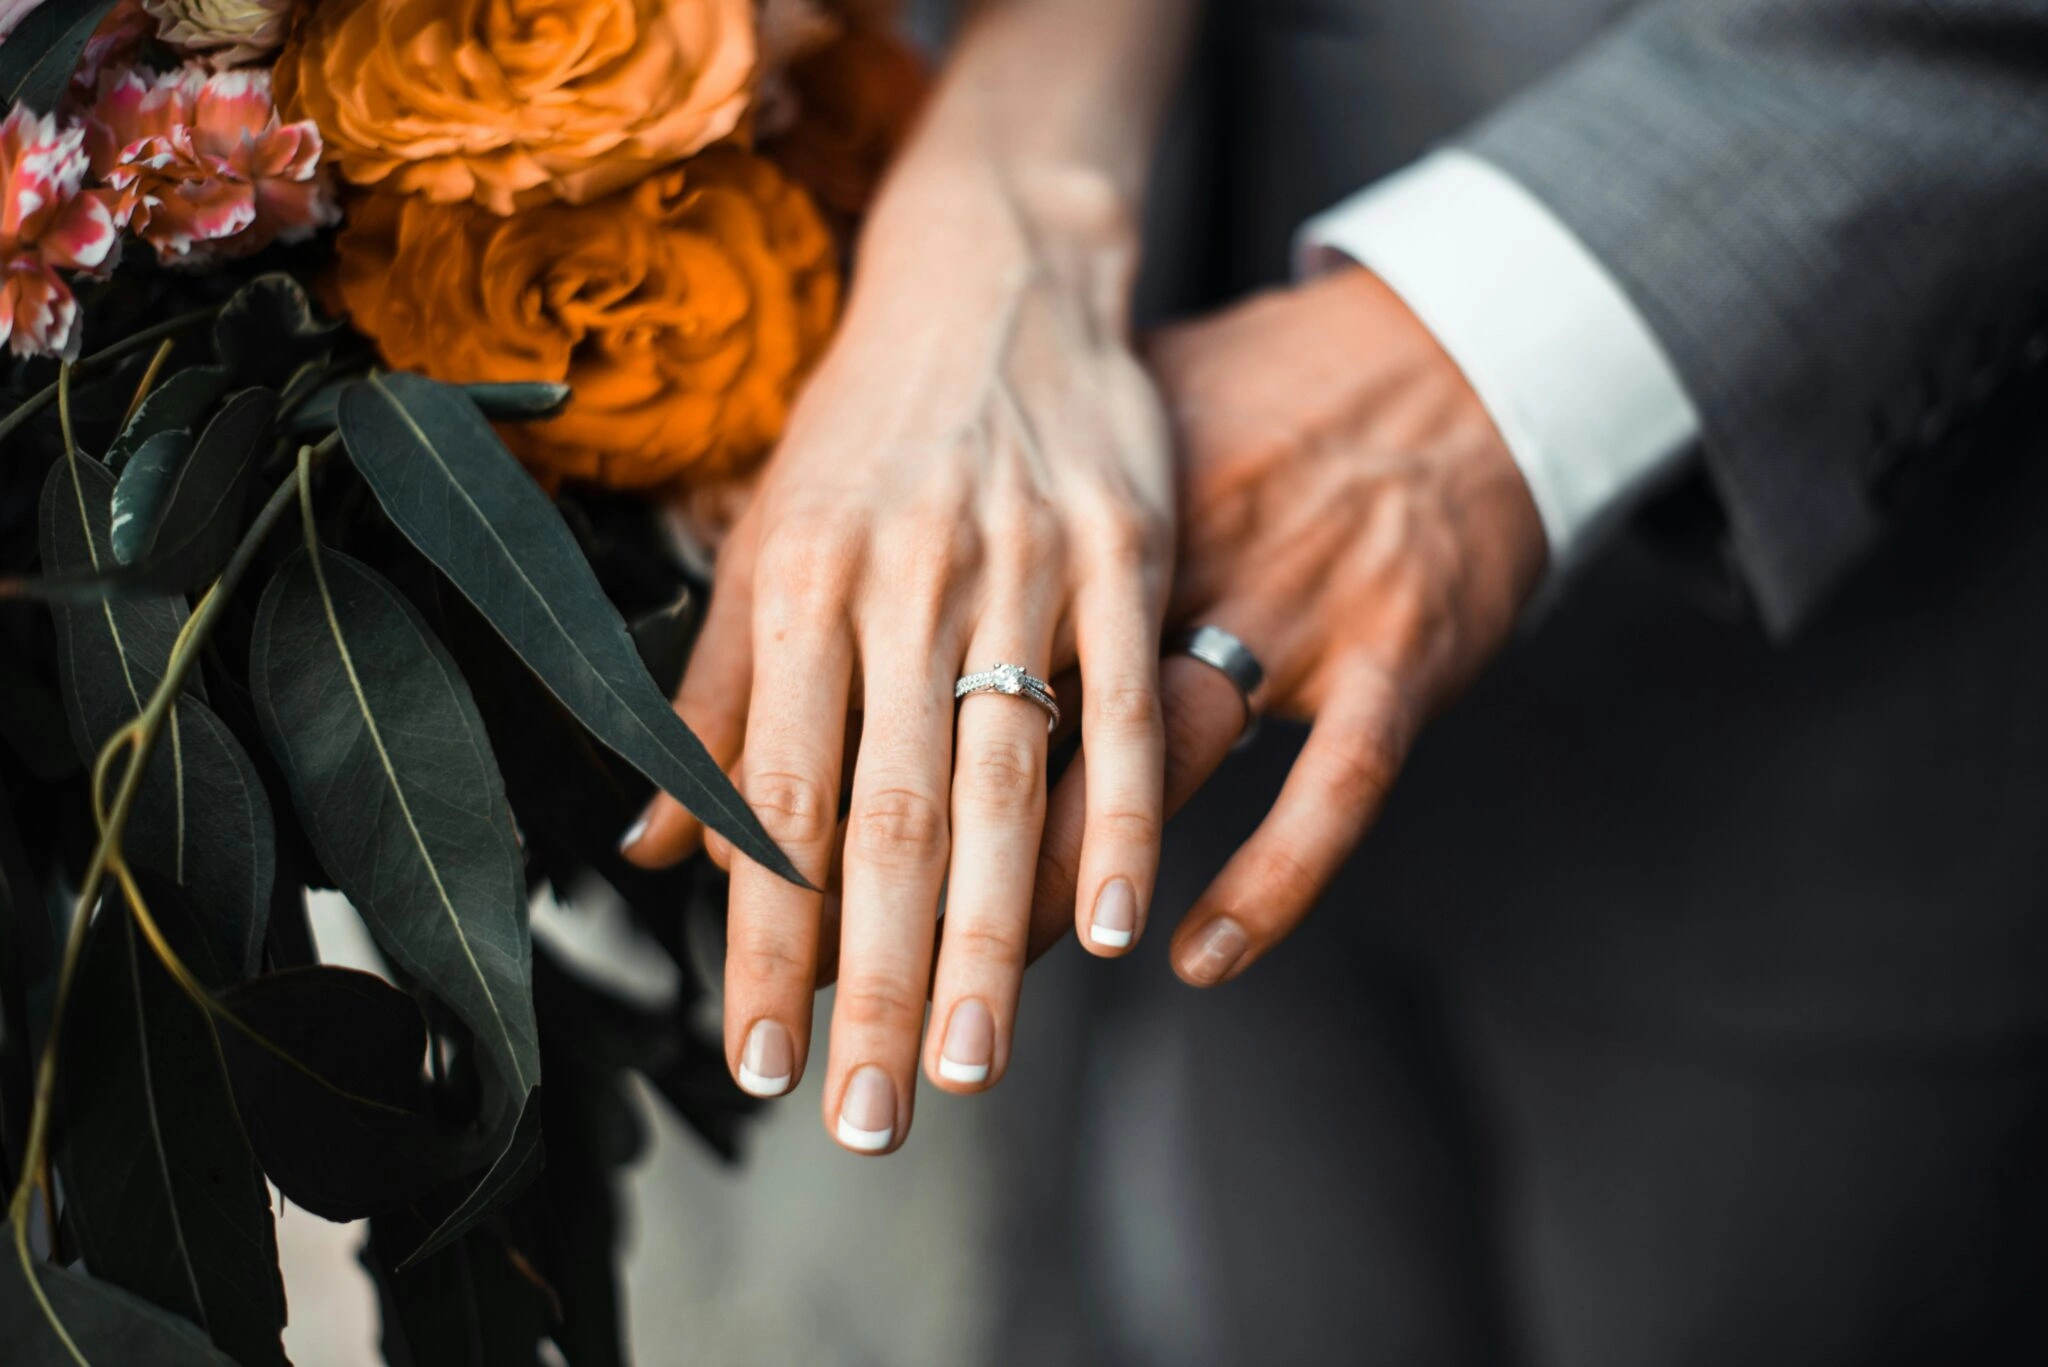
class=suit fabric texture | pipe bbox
[1067,2,2048,1363]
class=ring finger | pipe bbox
[926,603,1058,1093]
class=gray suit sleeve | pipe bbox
[1464,0,2048,632]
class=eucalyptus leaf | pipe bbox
[38,455,275,975]
[0,1236,239,1367]
[106,366,230,472]
[395,1087,546,1272]
[104,387,278,592]
[284,380,344,436]
[110,430,192,564]
[364,1223,556,1367]
[58,898,288,1367]
[250,545,538,1114]
[630,588,700,698]
[463,381,572,421]
[336,372,801,886]
[219,966,469,1221]
[213,275,348,388]
[0,0,118,113]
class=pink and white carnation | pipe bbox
[72,1,155,97]
[0,107,120,358]
[0,0,43,43]
[85,64,338,266]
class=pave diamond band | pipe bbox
[955,663,1060,732]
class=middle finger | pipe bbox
[826,619,958,1154]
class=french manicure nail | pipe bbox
[737,1019,793,1097]
[836,1066,896,1152]
[1089,879,1138,949]
[617,811,651,854]
[938,999,994,1085]
[1182,917,1249,985]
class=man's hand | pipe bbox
[1030,266,1548,982]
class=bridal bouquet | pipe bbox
[0,1,922,1362]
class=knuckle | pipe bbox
[1089,805,1161,851]
[1243,841,1319,909]
[991,499,1064,567]
[745,769,839,849]
[1328,730,1400,813]
[848,784,949,863]
[1078,503,1168,572]
[727,941,812,988]
[834,977,927,1033]
[1088,683,1162,737]
[958,735,1045,814]
[757,512,862,588]
[944,918,1028,968]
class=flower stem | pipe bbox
[0,303,223,452]
[5,429,341,1365]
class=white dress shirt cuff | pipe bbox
[1297,148,1701,568]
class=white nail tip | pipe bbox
[1089,924,1134,948]
[737,1063,791,1097]
[937,1057,989,1085]
[617,815,649,853]
[835,1118,894,1152]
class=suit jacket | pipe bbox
[1142,0,2048,1048]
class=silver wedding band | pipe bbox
[955,663,1061,733]
[1171,625,1264,746]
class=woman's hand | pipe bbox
[623,144,1176,1151]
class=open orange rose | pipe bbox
[333,147,841,491]
[276,0,756,214]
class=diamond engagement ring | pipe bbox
[955,663,1061,732]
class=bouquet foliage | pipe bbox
[0,0,923,1361]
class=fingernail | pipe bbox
[737,1020,793,1097]
[617,810,651,854]
[1089,879,1138,949]
[1182,917,1249,985]
[836,1066,896,1152]
[938,999,994,1085]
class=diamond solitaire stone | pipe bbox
[994,664,1026,694]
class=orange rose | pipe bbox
[333,148,840,491]
[276,0,757,214]
[766,20,927,222]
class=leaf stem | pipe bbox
[121,339,178,430]
[0,304,222,452]
[5,430,341,1364]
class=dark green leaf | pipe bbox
[363,1223,555,1367]
[37,455,275,976]
[106,366,231,473]
[0,1235,239,1367]
[213,276,348,389]
[218,966,469,1221]
[336,373,801,886]
[110,430,192,564]
[463,381,571,421]
[58,900,288,1367]
[0,0,119,113]
[629,588,700,698]
[396,1088,545,1272]
[250,546,538,1112]
[106,388,277,591]
[284,380,344,436]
